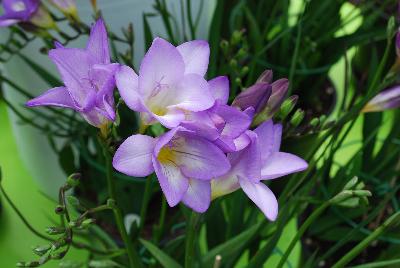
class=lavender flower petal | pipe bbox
[177,40,210,76]
[112,134,156,177]
[261,152,308,180]
[26,86,76,109]
[115,65,146,112]
[209,76,230,105]
[86,18,110,64]
[182,179,211,213]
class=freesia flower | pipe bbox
[211,120,308,220]
[27,18,118,128]
[396,30,400,58]
[362,85,400,113]
[0,0,54,28]
[113,127,231,212]
[181,76,253,153]
[115,38,215,129]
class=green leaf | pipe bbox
[201,221,262,267]
[18,54,61,87]
[139,239,182,268]
[142,13,155,50]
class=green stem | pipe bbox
[139,176,153,235]
[331,212,400,268]
[102,143,143,268]
[276,201,331,268]
[154,197,167,244]
[185,211,201,268]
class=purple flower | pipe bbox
[113,127,231,212]
[396,30,400,58]
[181,76,253,152]
[0,0,54,28]
[26,19,118,128]
[115,38,215,129]
[362,85,400,113]
[232,70,289,119]
[211,120,308,220]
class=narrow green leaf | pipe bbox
[139,239,182,268]
[18,54,60,87]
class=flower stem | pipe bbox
[331,212,400,268]
[102,144,143,268]
[139,176,153,236]
[185,211,201,268]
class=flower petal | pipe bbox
[115,65,146,112]
[182,179,211,212]
[209,76,229,105]
[86,18,110,64]
[261,152,308,180]
[170,74,214,112]
[49,48,95,108]
[254,120,275,162]
[26,86,76,109]
[139,37,185,99]
[216,104,251,139]
[174,133,231,180]
[153,158,189,207]
[239,177,278,221]
[113,134,156,177]
[177,40,209,76]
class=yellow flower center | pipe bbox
[157,146,176,164]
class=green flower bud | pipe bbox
[309,118,319,127]
[32,245,51,256]
[278,95,298,120]
[81,218,96,229]
[240,66,249,76]
[229,59,238,69]
[45,226,65,235]
[55,205,65,215]
[67,173,81,187]
[344,176,359,190]
[387,16,396,41]
[290,109,305,128]
[231,30,243,45]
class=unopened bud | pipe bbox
[32,245,51,256]
[67,173,81,187]
[278,95,298,120]
[232,83,271,113]
[256,69,273,84]
[49,0,78,21]
[330,190,354,204]
[231,30,243,45]
[45,226,65,235]
[240,66,249,76]
[81,218,96,228]
[309,118,319,127]
[290,109,305,128]
[353,190,372,197]
[229,59,238,69]
[344,176,359,190]
[55,205,65,215]
[387,16,396,41]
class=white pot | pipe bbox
[1,0,215,199]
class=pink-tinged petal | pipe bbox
[182,179,211,212]
[26,86,76,109]
[139,37,185,98]
[239,177,278,221]
[254,120,275,162]
[81,108,110,127]
[115,65,146,112]
[86,18,110,64]
[228,131,261,182]
[170,74,214,112]
[267,79,289,115]
[216,104,251,139]
[48,48,95,108]
[363,86,400,112]
[113,135,156,177]
[174,133,231,180]
[180,111,221,141]
[209,76,229,105]
[177,40,209,76]
[261,152,308,180]
[153,157,189,207]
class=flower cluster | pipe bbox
[27,19,308,220]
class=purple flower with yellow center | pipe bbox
[115,38,215,129]
[113,127,231,212]
[211,120,308,220]
[0,0,54,28]
[181,76,253,152]
[362,85,400,113]
[26,18,118,128]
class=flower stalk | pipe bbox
[185,211,201,268]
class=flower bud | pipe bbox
[387,16,396,42]
[66,173,81,187]
[267,79,289,116]
[290,109,305,128]
[45,226,65,235]
[256,69,273,84]
[309,118,319,127]
[396,30,400,57]
[33,245,51,256]
[55,205,65,215]
[81,218,96,229]
[344,176,359,190]
[232,83,271,113]
[362,85,400,112]
[279,95,298,120]
[29,5,56,29]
